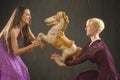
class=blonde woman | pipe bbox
[0,6,44,80]
[51,18,120,80]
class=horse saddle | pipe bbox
[54,34,74,48]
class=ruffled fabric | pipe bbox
[0,40,30,80]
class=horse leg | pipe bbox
[61,44,81,61]
[72,47,82,59]
[37,33,49,49]
[37,33,48,42]
[61,49,73,61]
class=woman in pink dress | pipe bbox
[0,6,44,80]
[51,18,120,80]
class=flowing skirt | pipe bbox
[0,40,30,80]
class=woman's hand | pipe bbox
[51,53,67,67]
[32,39,46,50]
[32,39,42,47]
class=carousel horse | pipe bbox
[37,11,82,61]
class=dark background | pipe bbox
[0,0,120,80]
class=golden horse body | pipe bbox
[37,11,82,61]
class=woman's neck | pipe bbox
[89,34,101,46]
[19,21,26,29]
[89,36,101,46]
[16,23,24,37]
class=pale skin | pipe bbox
[51,20,101,67]
[11,9,44,55]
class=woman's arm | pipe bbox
[28,27,45,49]
[11,28,40,55]
[51,53,67,67]
[64,41,104,66]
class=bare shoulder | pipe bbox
[10,28,19,38]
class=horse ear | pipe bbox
[62,12,66,16]
[62,12,69,24]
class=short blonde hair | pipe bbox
[87,18,105,33]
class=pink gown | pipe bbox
[0,38,30,80]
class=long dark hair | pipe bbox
[11,6,32,47]
[0,5,32,52]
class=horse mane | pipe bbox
[61,12,69,33]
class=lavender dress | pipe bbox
[0,39,30,80]
[65,40,120,80]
